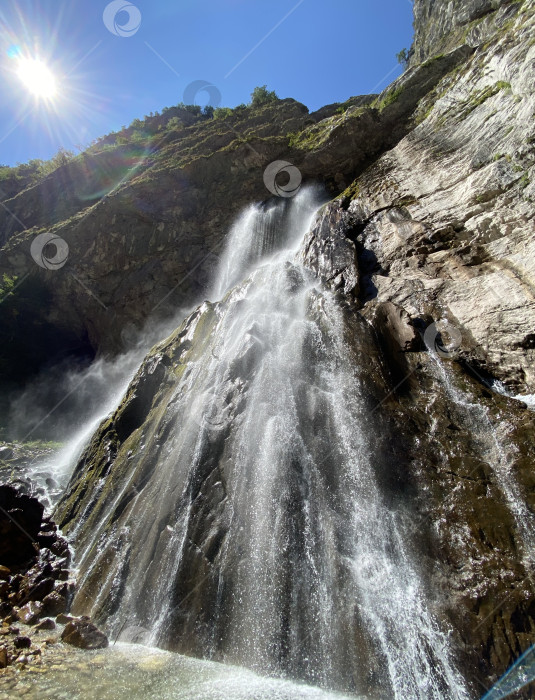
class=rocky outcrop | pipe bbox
[331,0,535,394]
[410,0,521,64]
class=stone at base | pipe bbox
[61,619,108,650]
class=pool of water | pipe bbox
[2,643,360,700]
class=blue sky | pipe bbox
[0,0,414,166]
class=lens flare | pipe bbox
[17,57,57,99]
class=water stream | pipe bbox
[428,353,535,572]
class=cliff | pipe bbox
[2,0,535,696]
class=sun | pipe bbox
[17,57,57,99]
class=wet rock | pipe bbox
[13,635,31,649]
[17,601,43,625]
[35,617,56,631]
[21,577,55,603]
[0,645,7,668]
[0,446,13,460]
[56,613,75,625]
[37,533,58,549]
[0,566,10,581]
[300,200,359,297]
[61,619,109,650]
[42,591,68,617]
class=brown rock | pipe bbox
[21,577,55,603]
[0,645,7,668]
[42,591,68,617]
[13,635,31,649]
[56,613,75,625]
[0,581,9,598]
[0,566,10,581]
[61,619,108,650]
[17,601,42,625]
[35,617,56,631]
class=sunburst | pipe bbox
[16,57,58,100]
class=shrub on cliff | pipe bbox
[250,85,278,108]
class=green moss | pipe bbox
[519,173,530,189]
[372,87,404,112]
[421,53,445,68]
[339,180,361,204]
[22,440,63,450]
[452,81,513,123]
[0,273,18,301]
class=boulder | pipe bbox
[61,619,108,650]
[56,613,75,625]
[13,635,31,649]
[17,601,42,625]
[35,617,56,631]
[21,576,55,603]
[42,591,68,617]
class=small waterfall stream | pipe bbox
[428,354,535,572]
[62,188,472,699]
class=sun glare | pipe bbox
[17,57,57,99]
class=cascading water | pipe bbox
[62,188,470,699]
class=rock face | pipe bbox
[411,0,520,64]
[344,0,535,395]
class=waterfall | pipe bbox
[65,188,470,699]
